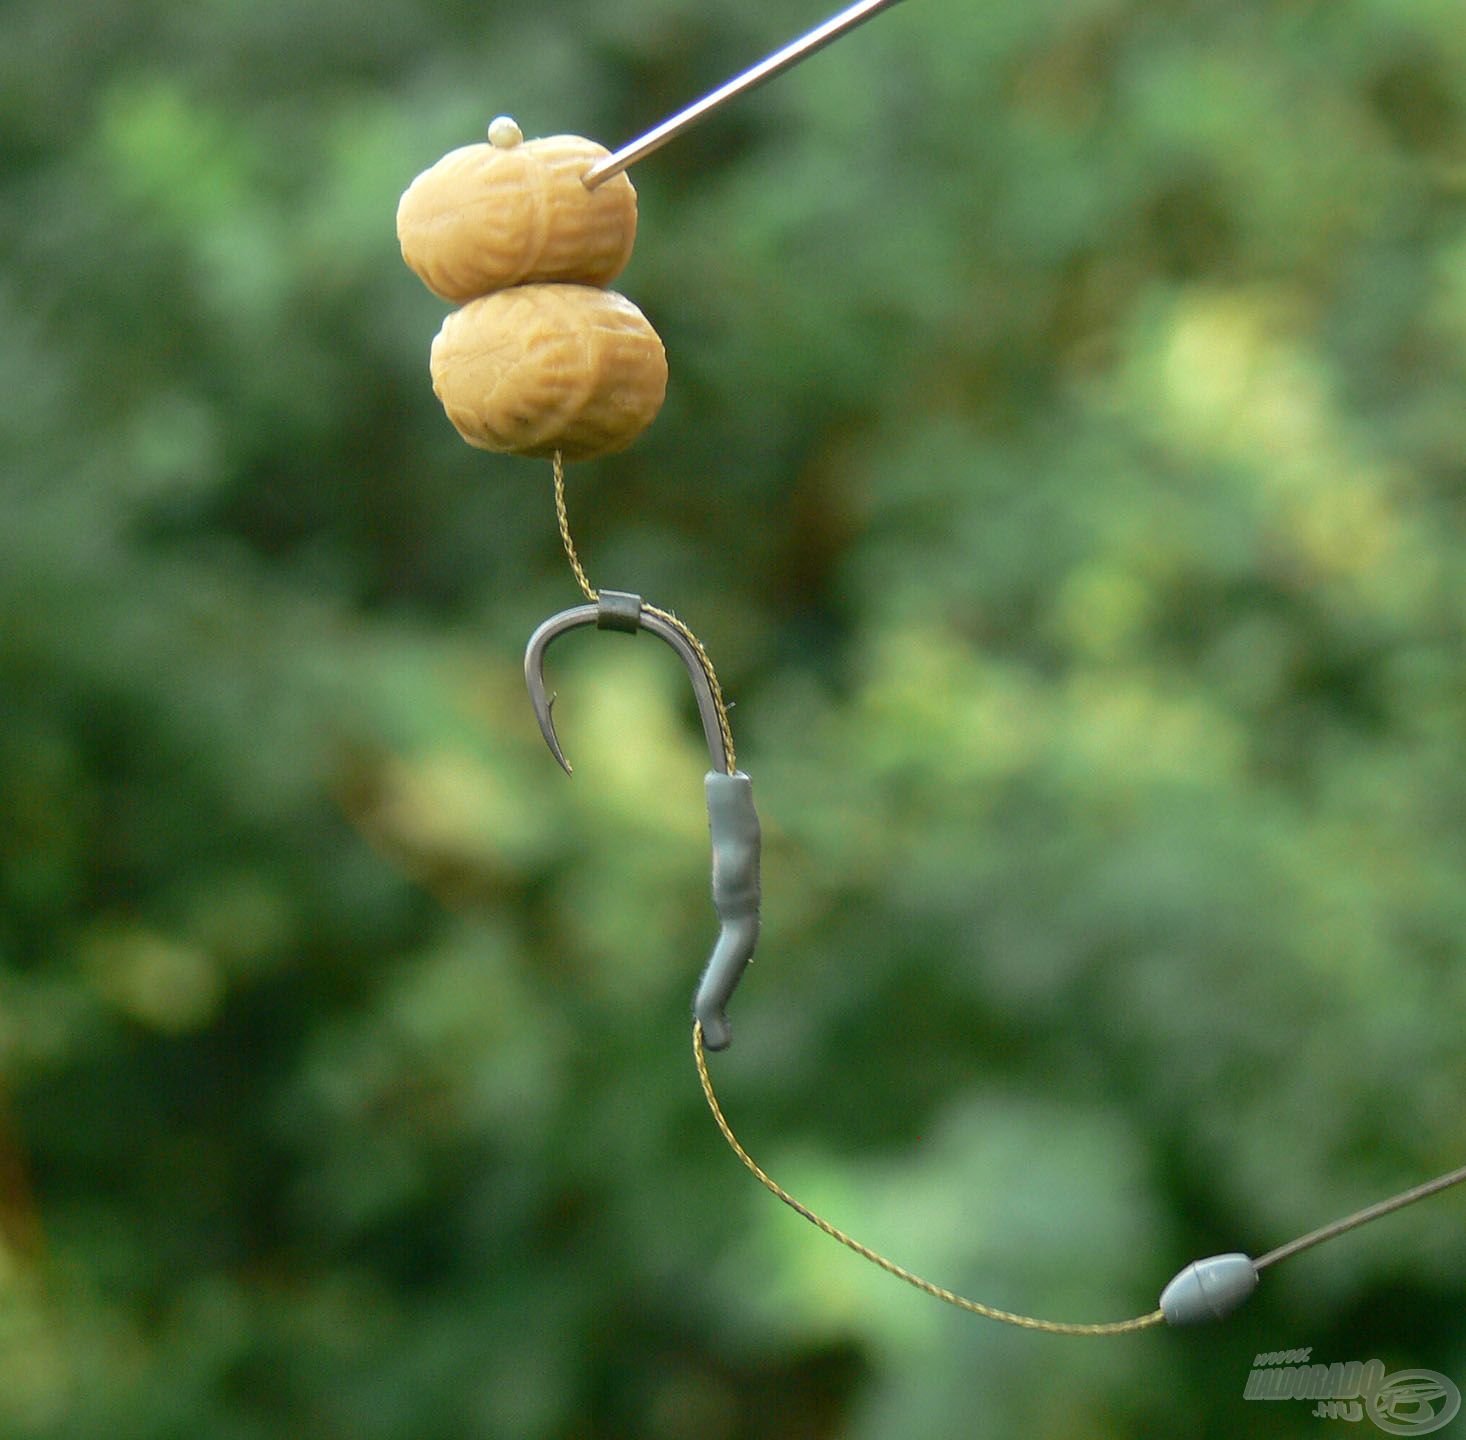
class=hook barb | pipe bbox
[541,692,569,774]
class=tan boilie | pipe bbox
[397,126,638,302]
[401,117,667,461]
[430,284,668,461]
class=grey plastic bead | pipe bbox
[693,771,761,1050]
[1159,1253,1258,1326]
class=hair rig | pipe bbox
[397,0,1466,1336]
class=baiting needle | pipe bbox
[581,0,910,189]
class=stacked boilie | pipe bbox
[397,117,667,461]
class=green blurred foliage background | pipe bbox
[3,0,1466,1434]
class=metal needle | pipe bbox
[581,0,910,189]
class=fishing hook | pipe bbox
[525,590,760,1050]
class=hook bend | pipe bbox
[524,591,731,775]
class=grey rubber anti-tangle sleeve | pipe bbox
[694,771,761,1050]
